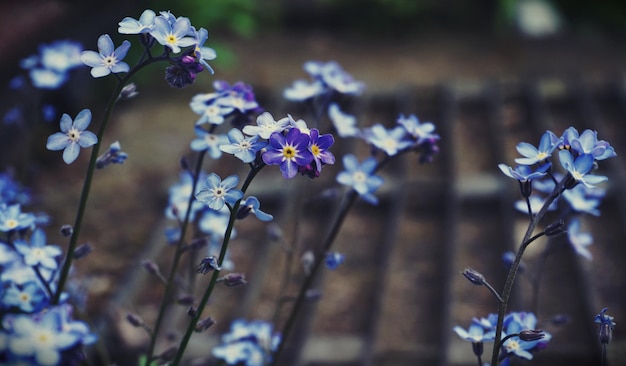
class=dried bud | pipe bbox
[126,313,145,327]
[60,224,73,237]
[462,267,485,286]
[194,317,216,332]
[544,219,566,237]
[217,273,247,287]
[73,243,93,259]
[519,329,545,341]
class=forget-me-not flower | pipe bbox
[14,228,63,270]
[308,129,335,172]
[397,114,439,144]
[150,15,196,54]
[498,163,549,182]
[212,319,281,366]
[46,109,98,164]
[3,282,46,313]
[364,124,412,156]
[195,173,244,211]
[325,252,345,270]
[558,150,607,188]
[561,127,617,161]
[562,184,603,216]
[515,130,559,165]
[194,27,216,74]
[220,128,266,163]
[243,112,291,140]
[328,103,359,138]
[238,196,273,221]
[336,154,384,205]
[118,9,156,34]
[80,34,131,78]
[0,203,36,232]
[567,219,593,260]
[262,128,314,179]
[190,127,228,158]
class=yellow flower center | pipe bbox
[505,340,521,352]
[283,146,296,159]
[353,171,366,183]
[311,144,320,156]
[166,35,178,45]
[5,219,18,229]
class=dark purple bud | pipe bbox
[177,294,195,306]
[73,243,93,259]
[519,329,545,341]
[217,273,247,287]
[60,224,73,237]
[305,289,322,302]
[187,306,198,317]
[544,219,566,237]
[236,204,253,220]
[158,346,178,361]
[194,317,216,332]
[196,256,221,274]
[519,180,532,198]
[462,267,485,286]
[142,259,161,276]
[126,313,145,327]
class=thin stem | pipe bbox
[171,163,265,366]
[483,279,504,304]
[270,189,359,366]
[146,150,207,362]
[52,55,168,305]
[490,178,567,366]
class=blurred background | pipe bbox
[1,0,625,365]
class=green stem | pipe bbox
[490,177,567,366]
[171,163,265,366]
[146,150,207,362]
[52,55,168,305]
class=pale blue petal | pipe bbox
[73,109,92,130]
[110,62,130,73]
[80,51,103,67]
[47,133,69,150]
[59,113,73,132]
[91,66,111,78]
[97,34,114,56]
[63,143,80,164]
[78,131,98,147]
[114,40,131,60]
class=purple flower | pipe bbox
[561,127,617,160]
[262,128,314,179]
[308,129,335,172]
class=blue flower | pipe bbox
[96,141,128,168]
[190,127,228,158]
[19,40,83,89]
[80,34,131,78]
[283,61,364,101]
[262,128,314,179]
[363,124,412,156]
[558,150,607,188]
[562,127,617,161]
[212,81,261,115]
[238,196,273,221]
[498,163,549,182]
[46,109,98,164]
[562,184,603,216]
[193,27,217,74]
[336,154,384,205]
[501,312,552,361]
[195,173,244,211]
[3,281,47,313]
[29,68,68,89]
[515,130,559,165]
[220,128,266,163]
[567,219,593,260]
[0,203,36,232]
[397,114,439,144]
[118,9,156,34]
[243,112,290,140]
[150,15,196,53]
[212,319,281,366]
[325,252,345,270]
[328,103,359,138]
[198,205,237,250]
[453,322,495,343]
[190,93,235,125]
[283,79,324,101]
[14,228,63,270]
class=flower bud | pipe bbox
[177,294,195,306]
[217,273,247,287]
[187,306,198,317]
[120,83,139,99]
[544,219,566,237]
[196,256,221,274]
[461,267,485,286]
[126,313,144,327]
[60,224,73,237]
[195,317,216,332]
[519,329,545,341]
[142,259,161,276]
[73,243,93,259]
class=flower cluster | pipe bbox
[212,319,281,366]
[498,127,616,260]
[18,40,84,89]
[190,81,262,127]
[454,312,551,364]
[0,183,96,365]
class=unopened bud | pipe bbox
[236,204,253,220]
[462,267,485,286]
[60,224,73,237]
[126,313,144,327]
[544,219,566,237]
[196,256,221,274]
[73,243,93,259]
[519,329,545,341]
[187,306,198,317]
[120,83,139,99]
[519,180,532,198]
[194,317,215,332]
[217,273,247,287]
[142,259,161,276]
[177,294,195,306]
[471,341,483,357]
